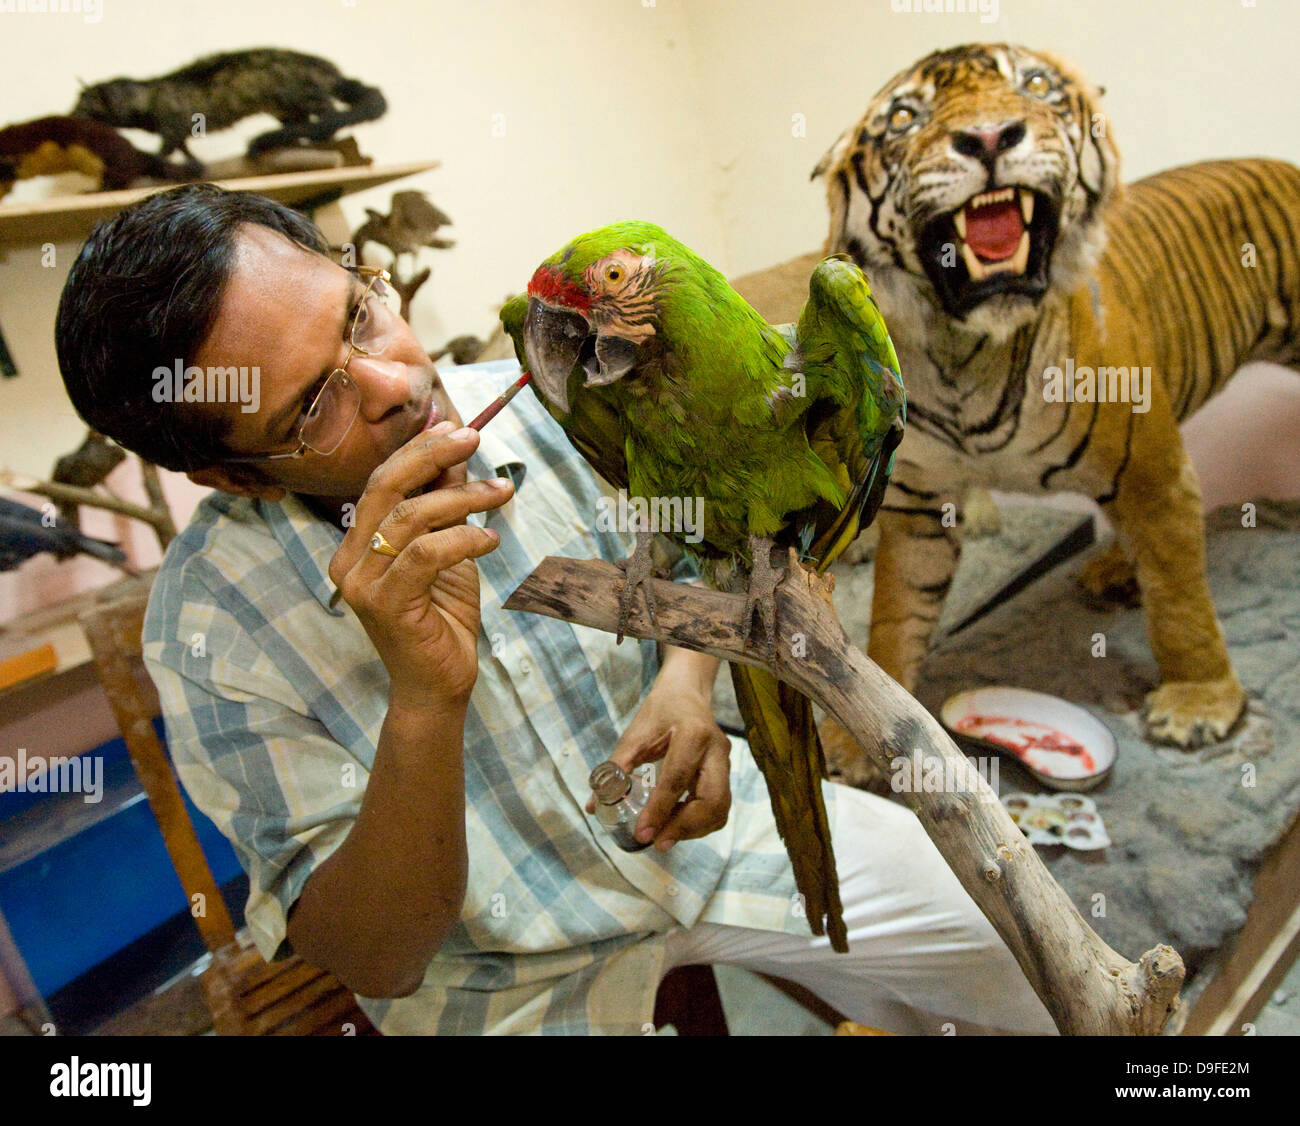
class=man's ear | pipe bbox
[188,464,287,502]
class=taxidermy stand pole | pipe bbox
[505,551,1185,1036]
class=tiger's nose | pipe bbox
[952,121,1027,160]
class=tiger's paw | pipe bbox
[820,716,892,795]
[961,485,1001,539]
[1078,542,1141,607]
[1143,676,1247,749]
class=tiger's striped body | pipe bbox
[815,44,1300,747]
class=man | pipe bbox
[56,183,1055,1035]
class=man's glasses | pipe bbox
[225,267,402,463]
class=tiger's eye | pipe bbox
[1024,73,1051,97]
[888,106,915,131]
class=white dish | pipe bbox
[939,686,1117,792]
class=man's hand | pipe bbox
[586,647,729,851]
[328,421,514,711]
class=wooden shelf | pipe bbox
[0,160,441,246]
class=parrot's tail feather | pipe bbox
[730,662,848,953]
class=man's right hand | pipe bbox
[327,420,514,711]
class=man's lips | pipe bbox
[420,399,442,433]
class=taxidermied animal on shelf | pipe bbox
[501,221,905,951]
[71,48,386,172]
[812,42,1300,750]
[0,496,127,571]
[50,428,126,531]
[352,190,454,261]
[0,115,194,199]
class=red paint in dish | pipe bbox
[954,713,1097,776]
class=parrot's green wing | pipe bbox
[794,255,906,571]
[500,295,630,492]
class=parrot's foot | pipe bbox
[615,528,658,644]
[742,535,785,665]
[1143,675,1247,749]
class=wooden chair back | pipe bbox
[79,583,377,1036]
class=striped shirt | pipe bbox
[143,360,828,1035]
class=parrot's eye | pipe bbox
[1022,71,1052,98]
[887,104,915,132]
[604,264,624,283]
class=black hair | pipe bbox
[55,182,331,472]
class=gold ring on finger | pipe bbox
[369,531,401,558]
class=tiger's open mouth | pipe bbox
[918,186,1059,318]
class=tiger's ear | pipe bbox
[811,124,854,181]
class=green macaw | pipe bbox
[500,221,905,951]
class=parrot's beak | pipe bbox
[523,299,587,414]
[523,299,640,413]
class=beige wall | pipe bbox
[0,0,1297,616]
[5,0,1296,360]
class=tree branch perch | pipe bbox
[504,552,1185,1036]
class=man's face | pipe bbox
[192,224,461,503]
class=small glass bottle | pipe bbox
[589,761,654,852]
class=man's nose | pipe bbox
[349,353,411,421]
[951,121,1027,163]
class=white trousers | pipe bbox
[662,782,1060,1035]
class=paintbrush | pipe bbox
[466,370,532,431]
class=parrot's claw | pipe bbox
[742,535,784,666]
[615,527,659,644]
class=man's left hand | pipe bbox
[585,648,730,851]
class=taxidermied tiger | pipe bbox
[71,48,386,172]
[812,43,1300,750]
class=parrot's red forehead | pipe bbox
[527,265,592,315]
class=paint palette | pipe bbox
[1002,792,1111,850]
[939,686,1117,792]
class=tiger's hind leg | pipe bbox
[1107,440,1246,748]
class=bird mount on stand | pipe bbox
[0,448,178,564]
[346,190,455,321]
[504,551,1186,1036]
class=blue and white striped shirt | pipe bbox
[143,361,825,1034]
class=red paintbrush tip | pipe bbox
[468,370,533,431]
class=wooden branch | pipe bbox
[1,462,176,551]
[504,553,1185,1036]
[137,461,178,549]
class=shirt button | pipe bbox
[518,657,532,676]
[666,884,679,897]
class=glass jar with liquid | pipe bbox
[589,761,655,852]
